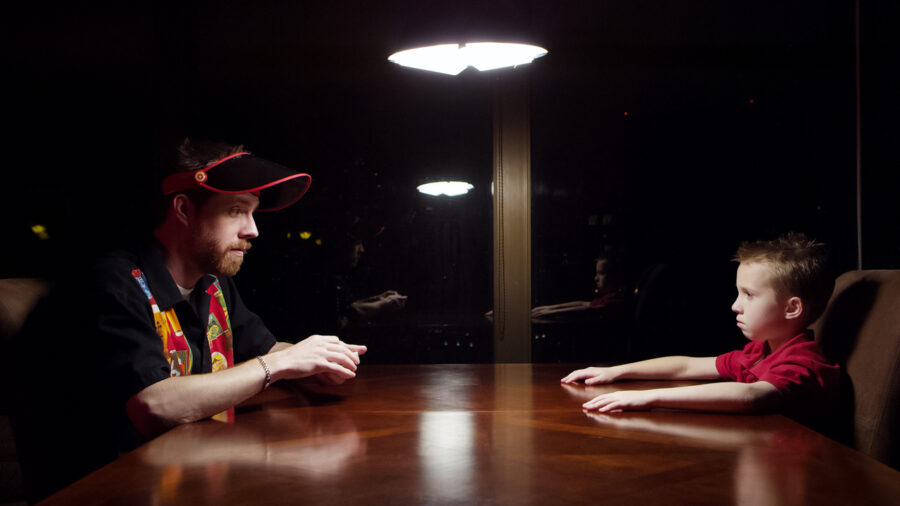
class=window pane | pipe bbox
[208,62,496,364]
[531,3,857,363]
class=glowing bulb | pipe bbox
[464,43,546,71]
[299,231,312,240]
[389,42,547,75]
[417,181,474,197]
[389,44,467,75]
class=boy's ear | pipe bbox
[784,296,803,320]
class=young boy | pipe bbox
[530,250,626,321]
[561,233,839,428]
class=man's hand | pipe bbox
[357,291,398,304]
[561,367,619,385]
[379,292,408,311]
[317,372,353,385]
[350,290,407,317]
[268,335,367,383]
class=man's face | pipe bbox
[189,193,259,277]
[731,261,788,342]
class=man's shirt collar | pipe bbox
[138,240,215,311]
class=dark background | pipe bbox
[5,1,898,362]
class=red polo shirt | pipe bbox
[716,331,840,429]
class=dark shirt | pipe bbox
[90,240,276,445]
[11,242,277,500]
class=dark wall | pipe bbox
[5,1,898,362]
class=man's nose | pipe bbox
[241,215,259,239]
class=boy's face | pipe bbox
[594,258,623,294]
[731,261,791,343]
[594,259,609,292]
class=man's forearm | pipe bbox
[350,300,379,317]
[270,341,292,353]
[126,358,268,438]
[127,336,362,439]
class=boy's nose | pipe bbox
[731,298,741,313]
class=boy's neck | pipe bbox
[765,328,805,354]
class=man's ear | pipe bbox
[172,194,193,226]
[784,296,803,320]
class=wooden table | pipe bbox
[43,364,900,505]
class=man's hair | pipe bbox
[733,232,833,325]
[156,138,246,224]
[176,138,246,172]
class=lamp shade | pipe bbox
[389,0,547,75]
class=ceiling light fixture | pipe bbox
[389,42,547,75]
[417,181,474,197]
[389,0,547,76]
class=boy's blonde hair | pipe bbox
[733,232,833,325]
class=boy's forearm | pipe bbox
[554,301,590,309]
[612,356,719,381]
[647,381,779,413]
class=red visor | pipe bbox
[162,152,311,212]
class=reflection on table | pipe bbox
[43,365,900,505]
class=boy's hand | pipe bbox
[582,390,655,412]
[561,367,619,385]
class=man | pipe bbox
[92,139,367,446]
[340,234,407,327]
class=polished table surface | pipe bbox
[44,364,900,505]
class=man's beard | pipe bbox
[194,236,252,277]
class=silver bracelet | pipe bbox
[256,356,272,390]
